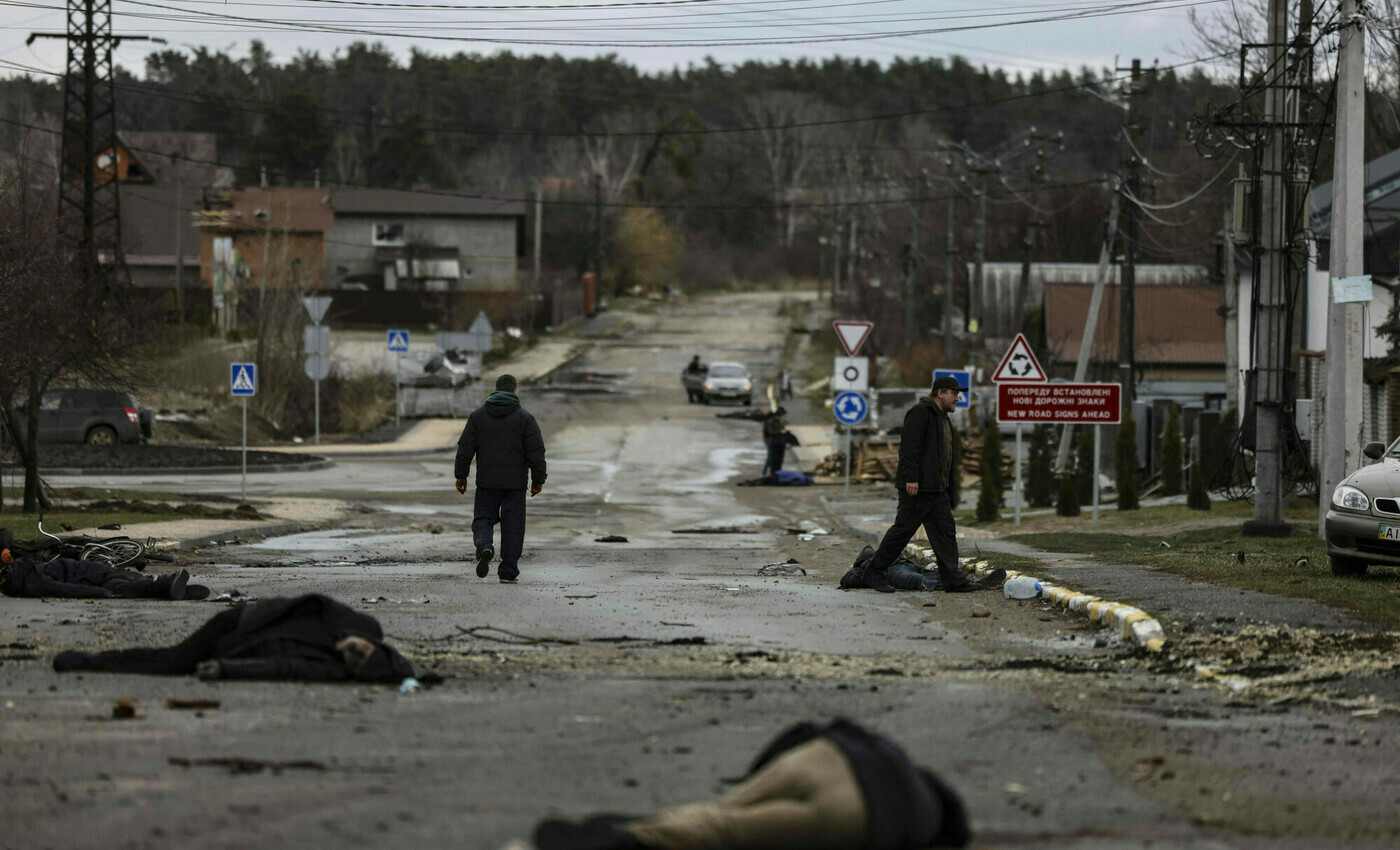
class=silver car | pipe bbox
[1325,438,1400,576]
[700,362,754,406]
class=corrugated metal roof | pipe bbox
[329,187,526,217]
[117,132,219,186]
[1044,283,1225,366]
[970,262,1209,286]
[202,188,334,232]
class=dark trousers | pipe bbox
[867,490,965,587]
[473,487,527,580]
[763,438,786,476]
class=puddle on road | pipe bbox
[665,447,764,491]
[246,527,441,551]
[365,502,457,516]
[536,369,635,396]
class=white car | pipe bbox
[1325,438,1400,576]
[700,362,754,406]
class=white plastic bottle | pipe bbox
[1003,575,1043,600]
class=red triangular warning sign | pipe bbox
[991,334,1047,383]
[832,321,874,356]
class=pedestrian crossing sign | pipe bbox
[230,362,257,396]
[387,330,410,352]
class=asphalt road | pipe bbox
[5,292,1399,850]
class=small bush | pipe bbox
[1161,403,1183,496]
[976,424,1002,522]
[1056,474,1081,516]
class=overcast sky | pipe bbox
[0,0,1231,84]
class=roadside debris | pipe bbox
[361,596,430,605]
[399,677,422,694]
[672,526,759,534]
[166,699,220,710]
[168,756,327,775]
[759,559,806,577]
[408,522,445,534]
[111,699,140,720]
[595,535,629,543]
[212,590,257,603]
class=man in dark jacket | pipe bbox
[861,375,982,594]
[454,374,547,583]
[761,406,789,476]
[52,594,415,682]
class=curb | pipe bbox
[901,542,1167,653]
[34,458,335,477]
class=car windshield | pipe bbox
[709,366,745,378]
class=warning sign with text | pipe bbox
[997,382,1121,425]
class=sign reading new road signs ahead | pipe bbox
[832,356,869,392]
[933,369,972,410]
[833,391,868,426]
[387,329,410,352]
[991,333,1047,383]
[997,382,1123,425]
[832,320,873,356]
[230,363,257,396]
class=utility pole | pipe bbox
[902,173,923,347]
[593,171,604,285]
[1118,59,1147,418]
[1245,0,1293,537]
[1014,131,1059,336]
[173,169,184,329]
[28,2,158,288]
[942,155,957,358]
[533,183,543,285]
[1222,206,1239,414]
[968,163,998,336]
[1321,0,1366,536]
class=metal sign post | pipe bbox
[833,391,868,498]
[387,330,410,431]
[1093,425,1102,523]
[1015,424,1023,527]
[230,362,257,502]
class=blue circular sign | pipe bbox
[833,391,868,425]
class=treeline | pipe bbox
[0,43,1243,295]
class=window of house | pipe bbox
[372,223,405,246]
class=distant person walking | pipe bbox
[761,406,790,476]
[779,368,794,400]
[454,374,547,583]
[861,375,983,594]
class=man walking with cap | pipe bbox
[861,374,983,594]
[454,374,547,583]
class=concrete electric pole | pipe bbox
[1244,0,1293,537]
[1118,59,1147,417]
[1320,0,1367,536]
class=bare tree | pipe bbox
[744,91,828,247]
[0,166,150,512]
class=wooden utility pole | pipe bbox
[592,172,604,284]
[902,174,922,348]
[1321,0,1367,537]
[173,171,184,329]
[1222,207,1238,414]
[1118,59,1146,417]
[968,164,998,335]
[1245,0,1293,537]
[1013,132,1058,336]
[942,155,958,358]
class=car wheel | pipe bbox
[1329,555,1368,577]
[85,425,118,446]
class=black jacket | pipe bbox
[895,396,953,493]
[454,391,547,490]
[748,719,970,849]
[212,594,415,683]
[1,556,114,598]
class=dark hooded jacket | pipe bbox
[210,594,415,682]
[454,391,547,490]
[895,395,954,494]
[1,556,118,598]
[747,719,970,849]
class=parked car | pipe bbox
[11,388,153,446]
[1325,438,1400,576]
[700,362,753,406]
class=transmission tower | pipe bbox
[29,1,156,287]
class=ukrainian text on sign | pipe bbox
[996,382,1122,425]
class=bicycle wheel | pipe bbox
[81,539,145,568]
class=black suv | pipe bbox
[13,389,153,445]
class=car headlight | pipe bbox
[744,383,752,391]
[704,383,713,390]
[1332,485,1370,512]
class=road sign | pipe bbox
[833,391,868,426]
[230,363,257,396]
[302,295,332,325]
[991,333,1047,383]
[832,356,869,392]
[304,353,331,382]
[933,369,972,410]
[438,311,494,352]
[996,382,1122,425]
[304,325,330,356]
[832,320,874,356]
[387,329,410,352]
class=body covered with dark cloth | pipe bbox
[454,390,547,490]
[53,594,415,682]
[1,556,193,600]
